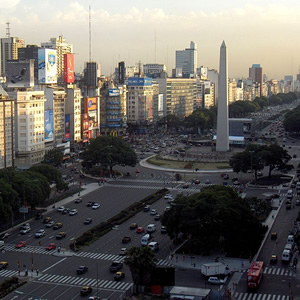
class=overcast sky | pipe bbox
[1,0,300,80]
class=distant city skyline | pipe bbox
[0,0,300,79]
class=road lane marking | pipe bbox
[42,257,67,272]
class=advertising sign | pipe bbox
[200,67,208,80]
[158,94,164,112]
[84,97,97,112]
[44,110,54,142]
[6,60,34,88]
[128,77,152,86]
[65,114,71,140]
[38,48,57,84]
[64,53,74,83]
[108,89,120,97]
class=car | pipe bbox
[223,174,229,180]
[45,243,56,251]
[84,218,92,225]
[144,205,150,212]
[296,199,300,206]
[0,261,8,270]
[20,223,30,230]
[56,232,66,239]
[46,221,55,228]
[136,227,145,234]
[193,179,201,184]
[271,193,280,199]
[271,232,278,240]
[154,214,160,221]
[161,226,167,234]
[43,217,52,224]
[270,255,278,264]
[62,208,70,214]
[291,183,296,188]
[15,241,26,248]
[79,174,86,178]
[182,184,189,189]
[88,297,100,300]
[205,179,211,184]
[109,261,123,272]
[87,201,95,207]
[57,206,65,212]
[35,229,46,238]
[119,248,127,256]
[122,236,131,243]
[233,180,240,186]
[208,276,225,285]
[0,233,9,239]
[150,209,157,215]
[53,223,63,230]
[77,266,88,274]
[20,226,31,235]
[164,206,171,212]
[92,203,100,209]
[75,197,82,203]
[129,223,138,230]
[80,286,92,296]
[69,209,78,216]
[164,194,173,199]
[114,271,125,281]
[257,171,263,177]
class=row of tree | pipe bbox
[283,104,300,133]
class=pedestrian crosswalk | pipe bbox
[241,266,295,277]
[0,269,18,278]
[5,244,56,255]
[233,292,289,300]
[35,273,133,291]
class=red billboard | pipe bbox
[64,53,74,83]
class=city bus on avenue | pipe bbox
[247,261,264,289]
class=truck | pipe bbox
[201,262,230,277]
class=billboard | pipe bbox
[6,60,34,88]
[44,110,54,142]
[109,89,120,97]
[65,114,71,140]
[128,77,152,86]
[200,67,208,80]
[158,94,164,112]
[64,53,74,83]
[84,97,97,112]
[38,48,57,84]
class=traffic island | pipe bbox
[0,277,27,299]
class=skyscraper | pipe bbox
[216,41,229,152]
[175,41,197,78]
[0,36,24,75]
[249,64,263,97]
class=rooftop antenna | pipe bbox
[89,5,91,62]
[154,29,156,63]
[6,22,10,38]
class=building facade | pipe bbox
[249,64,263,97]
[175,41,197,78]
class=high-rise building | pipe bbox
[143,63,167,78]
[0,36,24,75]
[175,41,197,78]
[249,64,263,97]
[18,45,39,83]
[207,69,219,103]
[0,86,15,169]
[41,36,73,82]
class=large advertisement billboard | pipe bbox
[84,97,97,112]
[108,89,120,97]
[128,77,152,86]
[6,60,34,88]
[64,114,71,141]
[158,94,164,112]
[38,48,57,84]
[44,110,54,142]
[64,53,74,83]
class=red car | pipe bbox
[45,243,56,251]
[136,227,145,234]
[15,241,26,248]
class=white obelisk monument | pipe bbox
[216,41,229,152]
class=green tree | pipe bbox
[125,246,157,288]
[81,136,137,175]
[43,148,64,167]
[157,114,182,130]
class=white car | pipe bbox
[164,194,173,200]
[57,206,65,212]
[46,221,55,228]
[92,203,100,209]
[69,209,78,216]
[20,226,31,235]
[35,229,46,238]
[208,276,225,285]
[150,209,157,215]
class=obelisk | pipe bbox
[216,41,229,152]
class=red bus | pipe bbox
[247,261,264,289]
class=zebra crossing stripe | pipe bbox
[252,294,258,300]
[60,276,72,283]
[102,280,112,288]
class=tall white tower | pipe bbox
[216,41,229,152]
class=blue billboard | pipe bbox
[45,110,54,142]
[128,77,152,86]
[109,89,120,97]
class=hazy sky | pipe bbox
[1,0,300,79]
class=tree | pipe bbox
[81,136,137,175]
[157,114,182,130]
[43,148,64,167]
[125,246,157,288]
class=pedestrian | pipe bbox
[36,269,39,276]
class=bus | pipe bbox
[247,261,264,289]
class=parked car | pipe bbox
[77,266,88,275]
[122,236,131,243]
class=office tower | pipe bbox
[41,36,73,82]
[0,36,24,75]
[118,61,125,84]
[143,63,167,78]
[216,41,229,152]
[0,86,15,169]
[175,41,197,78]
[207,69,219,103]
[83,62,98,88]
[249,64,263,97]
[18,45,39,83]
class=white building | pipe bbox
[8,90,46,168]
[175,41,197,78]
[207,69,218,103]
